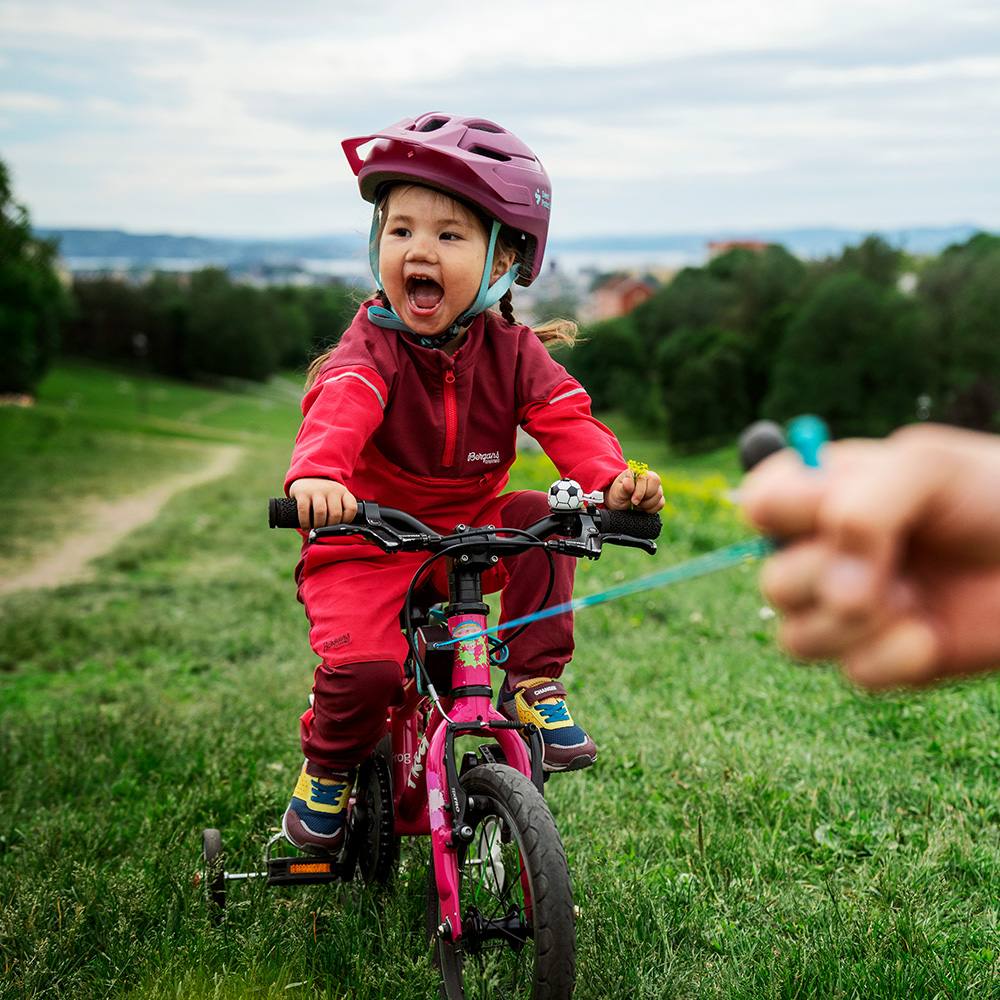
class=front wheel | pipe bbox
[426,764,576,999]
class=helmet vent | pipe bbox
[467,121,502,133]
[468,144,511,162]
[416,117,449,132]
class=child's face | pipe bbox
[379,185,510,336]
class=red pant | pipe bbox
[297,490,575,770]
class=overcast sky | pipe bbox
[2,0,999,239]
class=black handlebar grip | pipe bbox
[269,497,302,529]
[600,508,662,540]
[739,420,787,472]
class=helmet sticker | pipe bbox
[534,188,551,211]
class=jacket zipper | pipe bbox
[441,369,458,467]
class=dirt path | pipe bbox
[1,444,244,595]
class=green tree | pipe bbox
[562,315,649,415]
[918,233,1000,429]
[66,277,151,362]
[0,160,70,393]
[182,269,278,381]
[657,325,751,451]
[765,273,930,437]
[632,266,732,350]
[284,284,358,365]
[838,235,904,288]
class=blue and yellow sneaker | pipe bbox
[499,678,597,772]
[282,760,354,855]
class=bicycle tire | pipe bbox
[426,763,575,999]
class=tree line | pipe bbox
[63,270,357,382]
[564,234,1000,448]
[3,157,998,448]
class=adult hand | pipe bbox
[741,424,1000,689]
[288,478,358,529]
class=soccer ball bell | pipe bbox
[548,478,583,511]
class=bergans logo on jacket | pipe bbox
[467,450,501,465]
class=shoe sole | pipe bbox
[498,702,597,774]
[281,811,344,857]
[543,752,597,773]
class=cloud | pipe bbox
[0,92,67,113]
[2,0,999,235]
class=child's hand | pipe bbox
[605,466,665,513]
[288,478,358,529]
[741,424,1000,689]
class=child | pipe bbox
[741,423,1000,690]
[282,112,665,854]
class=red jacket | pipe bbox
[287,302,628,576]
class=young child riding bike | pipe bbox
[282,112,665,854]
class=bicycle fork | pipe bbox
[424,611,542,943]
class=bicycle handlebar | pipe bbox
[268,496,661,551]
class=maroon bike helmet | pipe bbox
[342,112,552,287]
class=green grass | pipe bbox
[1,364,999,998]
[0,360,301,569]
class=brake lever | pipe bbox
[601,534,658,555]
[309,524,402,551]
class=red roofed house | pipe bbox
[588,274,656,321]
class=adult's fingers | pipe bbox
[741,450,828,538]
[842,617,941,690]
[816,437,956,559]
[759,539,830,612]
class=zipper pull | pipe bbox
[444,371,456,384]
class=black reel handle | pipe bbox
[598,508,662,540]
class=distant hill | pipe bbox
[35,223,984,268]
[34,228,360,264]
[550,224,982,260]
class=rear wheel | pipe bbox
[426,764,575,999]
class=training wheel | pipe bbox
[202,828,226,920]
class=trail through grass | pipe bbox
[1,365,998,998]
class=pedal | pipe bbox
[266,855,352,886]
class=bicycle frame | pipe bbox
[388,552,541,944]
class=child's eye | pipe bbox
[440,232,462,242]
[390,227,410,238]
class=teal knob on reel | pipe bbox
[787,415,829,468]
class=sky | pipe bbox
[2,0,999,240]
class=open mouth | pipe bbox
[405,275,445,315]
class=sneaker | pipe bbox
[499,677,597,772]
[281,760,354,855]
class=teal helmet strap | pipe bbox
[368,206,383,290]
[366,213,520,340]
[455,220,520,326]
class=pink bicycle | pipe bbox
[201,485,659,999]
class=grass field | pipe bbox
[1,363,998,999]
